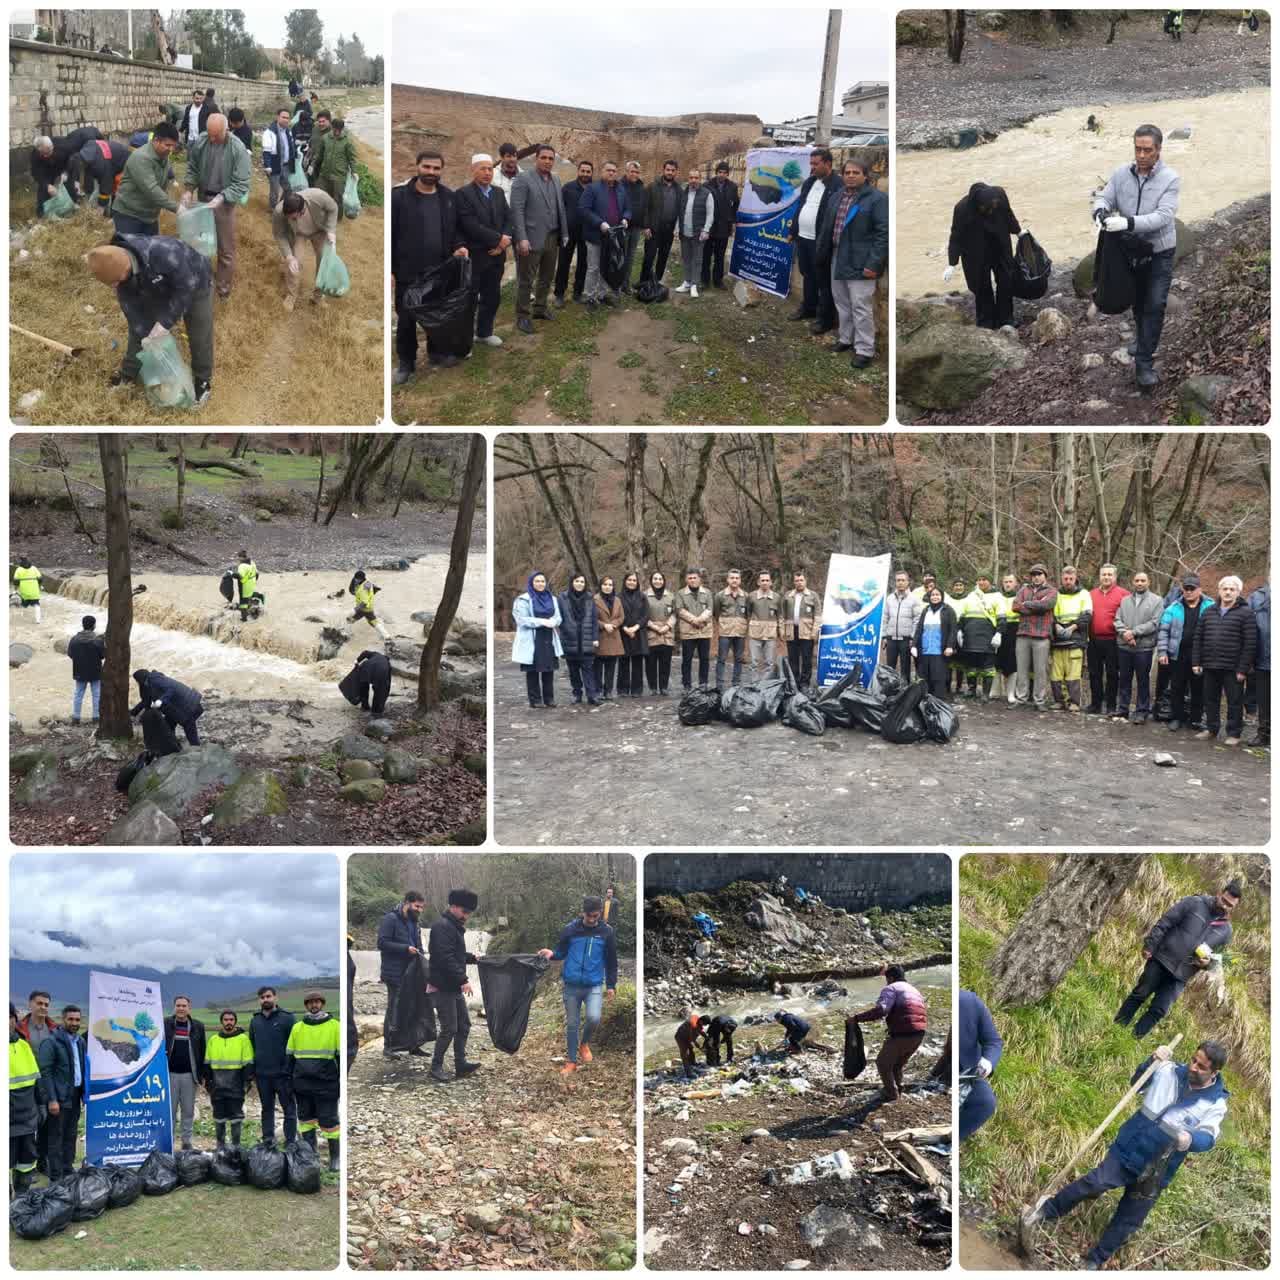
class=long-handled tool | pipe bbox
[1017,1032,1183,1256]
[10,323,84,357]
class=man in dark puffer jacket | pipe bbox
[1192,575,1257,745]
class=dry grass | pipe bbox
[9,142,384,426]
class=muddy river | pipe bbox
[643,964,952,1058]
[895,87,1271,298]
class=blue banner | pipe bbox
[817,552,892,689]
[86,970,173,1166]
[728,145,811,297]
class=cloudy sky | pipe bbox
[9,854,340,978]
[242,7,383,57]
[392,7,891,120]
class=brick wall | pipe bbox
[645,852,951,912]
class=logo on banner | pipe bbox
[817,552,891,688]
[729,146,811,298]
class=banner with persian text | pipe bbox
[816,552,891,688]
[728,145,811,297]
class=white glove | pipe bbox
[206,193,224,209]
[287,255,300,275]
[600,222,610,233]
[991,632,1002,650]
[1175,1129,1192,1151]
[956,628,964,648]
[942,265,955,284]
[150,699,163,709]
[179,191,194,209]
[976,1057,993,1079]
[1104,214,1129,232]
[141,323,168,349]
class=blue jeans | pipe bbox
[1133,248,1175,367]
[562,983,603,1063]
[959,1075,996,1140]
[1043,1147,1161,1266]
[72,680,101,721]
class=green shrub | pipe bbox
[160,507,184,530]
[355,161,384,208]
[244,485,304,516]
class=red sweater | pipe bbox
[1089,584,1130,640]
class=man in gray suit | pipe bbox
[510,143,569,334]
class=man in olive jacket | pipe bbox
[272,187,339,310]
[181,115,251,298]
[307,116,357,217]
[112,123,180,236]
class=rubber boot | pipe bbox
[33,604,42,624]
[966,675,978,700]
[215,1122,226,1151]
[1067,678,1083,712]
[982,676,994,701]
[303,1129,318,1150]
[230,1121,242,1154]
[326,1138,340,1172]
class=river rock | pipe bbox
[370,557,412,572]
[732,279,761,308]
[440,670,485,701]
[53,636,70,655]
[1081,352,1105,370]
[365,718,395,741]
[338,733,385,763]
[383,747,419,784]
[447,623,486,655]
[464,1203,503,1232]
[341,778,387,805]
[103,801,181,846]
[10,643,34,668]
[254,508,273,522]
[1110,348,1134,367]
[745,893,814,945]
[897,324,1026,410]
[1031,307,1072,343]
[662,1138,699,1155]
[341,758,380,782]
[212,769,288,828]
[317,625,351,661]
[127,745,242,818]
[1177,374,1235,424]
[1073,218,1197,297]
[896,298,966,343]
[15,758,60,805]
[10,745,55,776]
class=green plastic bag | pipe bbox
[138,334,196,409]
[176,202,217,256]
[286,156,308,193]
[315,246,350,297]
[342,170,361,218]
[42,182,75,219]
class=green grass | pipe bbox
[960,854,1270,1270]
[617,351,646,369]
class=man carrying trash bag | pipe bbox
[273,188,339,312]
[537,897,618,1082]
[181,114,251,300]
[87,236,214,406]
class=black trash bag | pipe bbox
[174,1149,212,1186]
[677,687,722,725]
[600,226,628,291]
[284,1140,322,1194]
[71,1164,112,1220]
[387,953,437,1050]
[9,1180,76,1239]
[219,569,235,602]
[868,664,907,698]
[782,690,826,736]
[477,954,550,1053]
[209,1147,244,1186]
[246,1142,287,1189]
[814,670,863,728]
[115,750,152,793]
[841,686,889,733]
[140,1149,179,1195]
[141,707,181,757]
[843,1019,867,1080]
[635,279,669,303]
[402,256,473,328]
[721,677,788,727]
[920,693,960,743]
[105,1165,142,1208]
[882,681,929,744]
[1092,227,1136,314]
[1010,229,1052,300]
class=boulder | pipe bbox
[1031,307,1072,343]
[317,626,351,661]
[15,758,59,805]
[897,324,1026,411]
[1072,218,1197,297]
[212,769,288,828]
[254,508,273,522]
[411,609,436,626]
[127,746,242,818]
[464,1204,503,1233]
[383,748,419,784]
[440,670,485,701]
[448,623,486,655]
[744,893,814,945]
[341,778,387,805]
[337,733,385,763]
[289,763,319,787]
[102,802,181,846]
[341,758,380,782]
[895,298,966,344]
[365,719,395,741]
[10,745,56,776]
[800,1204,881,1252]
[732,279,761,308]
[370,558,412,572]
[9,643,34,668]
[462,753,486,778]
[1177,375,1235,424]
[446,816,486,845]
[53,636,70,655]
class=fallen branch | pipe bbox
[883,1124,951,1144]
[892,1141,943,1188]
[166,456,255,477]
[872,1134,922,1182]
[132,526,209,566]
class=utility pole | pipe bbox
[127,8,132,56]
[816,9,842,145]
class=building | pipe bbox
[841,80,889,126]
[762,79,889,146]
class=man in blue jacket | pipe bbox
[377,891,425,1059]
[249,986,297,1148]
[538,896,618,1080]
[130,668,204,745]
[577,161,631,308]
[1024,1040,1229,1269]
[954,989,1002,1139]
[1247,578,1269,748]
[37,1004,87,1179]
[774,1009,811,1053]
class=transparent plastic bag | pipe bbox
[138,333,196,410]
[43,182,76,219]
[343,170,362,218]
[176,202,217,256]
[287,156,309,192]
[315,245,350,297]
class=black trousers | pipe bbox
[1115,956,1185,1037]
[622,654,646,694]
[788,636,815,687]
[645,645,673,693]
[471,260,503,340]
[383,979,404,1049]
[431,991,470,1067]
[596,654,619,695]
[46,1096,81,1179]
[681,638,710,688]
[525,669,555,705]
[565,656,599,702]
[1087,637,1120,712]
[257,1072,297,1143]
[1168,654,1204,725]
[918,653,949,698]
[1256,669,1270,739]
[883,637,912,682]
[701,235,729,285]
[554,232,588,298]
[640,225,676,283]
[966,252,1013,329]
[1202,667,1245,736]
[795,236,835,326]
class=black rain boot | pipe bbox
[262,1129,276,1151]
[230,1122,242,1154]
[215,1122,227,1151]
[326,1138,340,1172]
[966,675,978,700]
[303,1129,318,1150]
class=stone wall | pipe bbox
[391,82,761,183]
[9,38,290,149]
[645,853,951,912]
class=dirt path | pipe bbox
[493,656,1268,847]
[960,1217,1027,1270]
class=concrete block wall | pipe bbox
[645,852,951,912]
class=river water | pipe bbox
[643,963,952,1058]
[895,87,1271,298]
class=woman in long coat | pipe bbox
[945,182,1021,330]
[594,575,625,699]
[618,570,651,699]
[511,570,562,708]
[557,572,601,705]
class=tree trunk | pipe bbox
[1086,433,1112,564]
[988,434,1000,575]
[840,436,855,554]
[1060,431,1077,566]
[198,433,211,450]
[624,433,648,572]
[989,854,1148,1006]
[324,434,401,526]
[393,440,417,518]
[520,436,596,586]
[231,433,248,458]
[96,435,134,742]
[760,434,788,570]
[546,434,598,584]
[945,9,966,63]
[684,436,716,570]
[419,435,484,710]
[176,436,186,528]
[313,435,326,524]
[173,457,254,477]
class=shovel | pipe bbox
[1017,1032,1182,1257]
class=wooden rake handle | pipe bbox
[10,323,82,357]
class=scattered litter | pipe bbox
[737,1222,752,1235]
[1153,752,1177,767]
[766,1149,853,1187]
[17,390,43,410]
[1187,777,1203,786]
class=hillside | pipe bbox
[959,854,1269,1271]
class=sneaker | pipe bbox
[477,334,503,347]
[690,285,699,299]
[1111,711,1129,722]
[559,1062,578,1077]
[1195,729,1213,740]
[392,366,414,386]
[832,341,853,352]
[578,1044,593,1064]
[851,354,873,368]
[194,379,211,406]
[675,281,691,293]
[1224,736,1241,746]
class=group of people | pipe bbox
[880,564,1269,746]
[510,567,823,708]
[957,875,1240,1269]
[378,887,619,1082]
[32,84,357,409]
[8,984,341,1194]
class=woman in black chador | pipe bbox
[945,182,1022,329]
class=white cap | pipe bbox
[471,152,493,165]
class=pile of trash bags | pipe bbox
[10,1143,324,1239]
[677,659,958,745]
